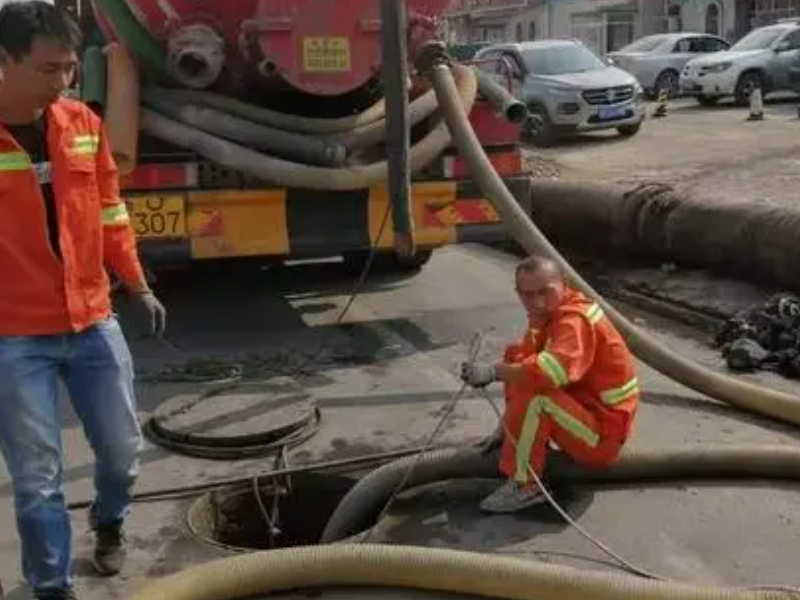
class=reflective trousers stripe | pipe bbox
[514,395,599,481]
[0,152,31,171]
[600,377,639,405]
[102,203,130,225]
[537,351,568,387]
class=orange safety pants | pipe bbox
[499,387,627,484]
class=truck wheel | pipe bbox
[617,122,641,137]
[524,105,557,147]
[343,249,432,275]
[735,71,763,106]
[389,249,433,271]
[697,95,719,106]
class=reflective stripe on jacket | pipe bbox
[503,288,639,434]
[0,98,145,335]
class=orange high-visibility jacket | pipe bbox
[504,288,639,436]
[0,98,145,336]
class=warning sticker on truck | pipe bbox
[303,37,351,72]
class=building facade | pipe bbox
[444,0,800,54]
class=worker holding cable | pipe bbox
[0,3,165,598]
[461,255,639,513]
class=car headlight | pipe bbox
[545,83,575,94]
[704,61,733,73]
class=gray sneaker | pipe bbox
[479,479,547,514]
[93,520,126,576]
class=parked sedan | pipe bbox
[608,33,730,98]
[681,20,800,106]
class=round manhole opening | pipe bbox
[188,472,356,551]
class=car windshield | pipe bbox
[731,27,788,50]
[618,35,669,53]
[522,44,605,75]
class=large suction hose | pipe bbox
[426,61,800,427]
[321,445,800,543]
[140,64,477,192]
[144,87,393,135]
[129,542,796,600]
[475,69,528,124]
[141,93,347,167]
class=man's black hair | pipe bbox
[0,1,82,62]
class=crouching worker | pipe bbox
[461,256,639,513]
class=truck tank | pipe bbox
[92,0,450,111]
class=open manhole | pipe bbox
[188,472,356,551]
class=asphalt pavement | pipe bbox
[1,244,799,599]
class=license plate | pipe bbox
[129,194,186,238]
[598,105,628,120]
[303,37,351,72]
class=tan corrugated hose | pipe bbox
[128,63,800,600]
[129,543,796,600]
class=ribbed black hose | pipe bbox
[141,93,347,167]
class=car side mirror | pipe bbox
[605,56,616,66]
[775,40,792,52]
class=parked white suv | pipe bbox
[681,19,800,106]
[475,40,646,146]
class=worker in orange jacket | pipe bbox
[0,4,166,598]
[461,255,638,513]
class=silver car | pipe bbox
[474,40,646,147]
[608,33,730,98]
[681,20,800,106]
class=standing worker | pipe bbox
[0,3,166,599]
[461,256,638,513]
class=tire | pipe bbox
[697,95,719,107]
[654,70,680,99]
[390,249,433,271]
[343,249,432,275]
[523,104,557,147]
[617,122,641,137]
[735,71,763,106]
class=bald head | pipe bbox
[515,255,563,283]
[514,255,566,326]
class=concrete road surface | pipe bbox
[531,96,800,207]
[1,245,799,599]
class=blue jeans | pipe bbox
[0,316,141,590]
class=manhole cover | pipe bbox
[145,380,318,458]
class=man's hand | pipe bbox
[134,291,167,336]
[460,361,497,388]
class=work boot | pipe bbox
[93,520,126,576]
[480,479,546,514]
[34,588,78,600]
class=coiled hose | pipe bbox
[139,64,477,192]
[129,60,800,600]
[142,87,392,135]
[141,93,348,167]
